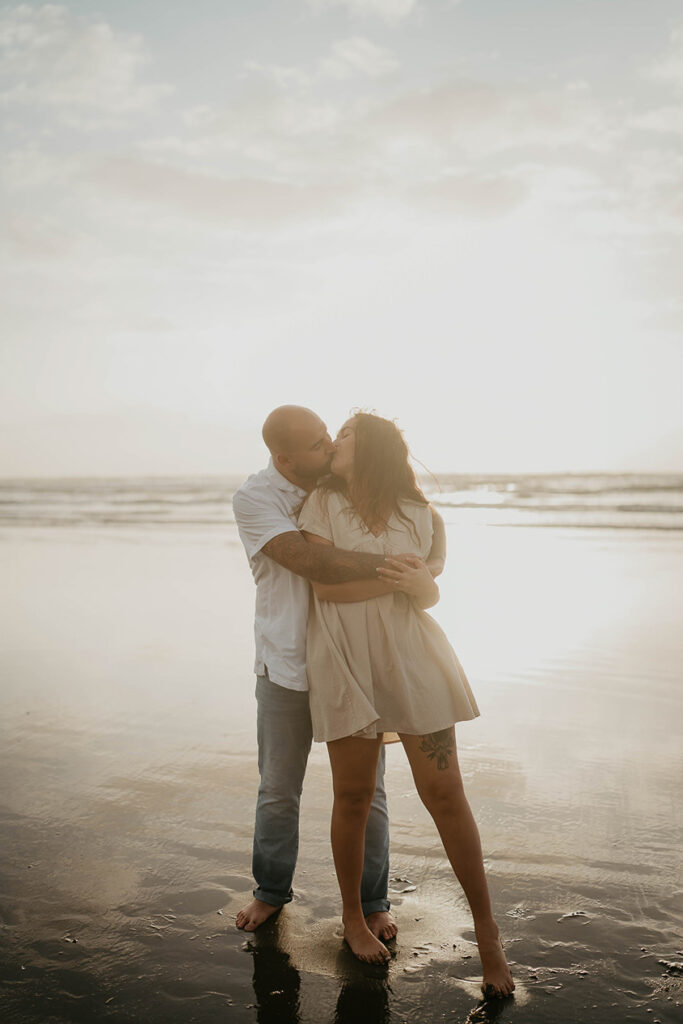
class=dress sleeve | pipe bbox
[298,488,334,541]
[422,504,435,559]
[404,502,434,559]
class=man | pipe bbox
[232,405,445,938]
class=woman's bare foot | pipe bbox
[235,898,281,932]
[365,910,398,941]
[343,918,391,964]
[476,926,515,998]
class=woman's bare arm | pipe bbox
[426,507,446,577]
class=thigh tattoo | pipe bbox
[418,728,453,770]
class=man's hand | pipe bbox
[376,555,439,609]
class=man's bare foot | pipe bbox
[365,910,398,942]
[343,918,391,964]
[477,927,515,998]
[235,898,281,932]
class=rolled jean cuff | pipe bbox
[361,898,391,916]
[253,887,292,908]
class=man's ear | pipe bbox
[275,452,290,470]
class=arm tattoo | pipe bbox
[418,728,454,770]
[262,532,384,584]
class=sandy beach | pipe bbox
[1,512,682,1023]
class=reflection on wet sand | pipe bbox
[246,916,519,1024]
[250,939,303,1024]
[333,976,390,1024]
[248,920,392,1024]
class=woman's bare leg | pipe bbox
[327,735,390,964]
[399,728,514,997]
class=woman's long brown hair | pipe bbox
[318,412,429,540]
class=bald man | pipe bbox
[232,406,446,937]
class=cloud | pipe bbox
[0,4,171,117]
[140,82,344,175]
[631,105,683,136]
[245,38,397,92]
[646,21,683,91]
[3,214,77,259]
[86,157,352,227]
[307,0,418,22]
[243,61,311,92]
[408,173,528,218]
[610,27,683,235]
[320,36,398,78]
[365,79,606,158]
[1,145,79,190]
[134,72,610,229]
[146,73,606,187]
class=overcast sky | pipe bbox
[1,0,682,476]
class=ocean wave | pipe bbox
[1,474,682,531]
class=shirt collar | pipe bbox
[266,457,308,497]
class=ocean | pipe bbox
[1,472,682,532]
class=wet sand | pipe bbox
[1,524,682,1023]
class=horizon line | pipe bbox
[1,468,682,483]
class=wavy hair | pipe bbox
[318,411,428,541]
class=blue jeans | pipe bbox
[253,671,390,914]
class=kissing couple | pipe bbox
[232,405,514,998]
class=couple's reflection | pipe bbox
[249,941,302,1024]
[247,926,508,1024]
[333,973,390,1024]
[248,930,390,1024]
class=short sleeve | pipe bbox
[397,501,433,559]
[232,488,299,560]
[298,488,334,542]
[422,505,435,559]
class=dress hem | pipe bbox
[313,709,480,744]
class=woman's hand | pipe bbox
[376,555,440,609]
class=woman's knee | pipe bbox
[418,775,467,817]
[333,782,375,814]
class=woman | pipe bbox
[298,412,514,998]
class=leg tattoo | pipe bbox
[418,728,454,770]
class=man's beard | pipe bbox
[297,456,333,481]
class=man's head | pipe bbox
[262,406,334,486]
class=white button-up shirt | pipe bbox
[232,459,310,691]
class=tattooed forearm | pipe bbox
[261,531,384,584]
[418,728,454,770]
[318,547,387,584]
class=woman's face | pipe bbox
[330,418,356,479]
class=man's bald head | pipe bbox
[262,405,334,486]
[262,406,322,456]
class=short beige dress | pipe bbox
[298,488,480,743]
